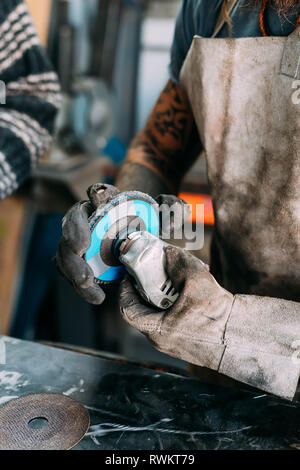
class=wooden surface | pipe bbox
[0,197,26,335]
[25,0,52,46]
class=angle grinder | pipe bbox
[85,191,179,309]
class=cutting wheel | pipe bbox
[85,191,159,283]
[0,393,90,450]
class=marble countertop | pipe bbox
[0,335,299,450]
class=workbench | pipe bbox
[0,335,300,450]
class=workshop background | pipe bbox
[0,0,214,372]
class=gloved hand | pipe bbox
[55,183,120,305]
[55,184,190,305]
[120,244,234,370]
[156,194,191,239]
[120,245,300,400]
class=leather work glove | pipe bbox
[120,245,300,400]
[55,183,189,305]
[156,194,191,239]
[55,183,120,305]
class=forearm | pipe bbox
[220,294,300,400]
[116,79,201,196]
[120,243,300,401]
[116,160,170,198]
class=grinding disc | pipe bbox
[85,191,159,283]
[0,393,90,450]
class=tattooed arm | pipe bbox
[116,79,202,197]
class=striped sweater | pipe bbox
[0,0,61,200]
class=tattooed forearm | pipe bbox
[116,79,202,195]
[116,162,169,197]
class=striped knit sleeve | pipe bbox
[0,0,61,200]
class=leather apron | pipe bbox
[180,9,300,302]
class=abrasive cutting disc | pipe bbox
[0,393,90,450]
[85,191,160,283]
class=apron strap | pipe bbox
[280,25,300,79]
[212,0,239,38]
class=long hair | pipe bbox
[221,0,300,37]
[222,0,233,37]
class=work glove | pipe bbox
[120,245,300,400]
[55,183,190,305]
[156,194,191,239]
[55,183,120,305]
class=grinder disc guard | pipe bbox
[85,191,159,283]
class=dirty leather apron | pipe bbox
[180,6,300,303]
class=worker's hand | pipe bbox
[119,245,234,370]
[120,245,300,400]
[54,183,120,305]
[55,184,188,305]
[156,194,191,239]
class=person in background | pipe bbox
[56,0,300,401]
[0,0,61,200]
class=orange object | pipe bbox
[179,192,215,226]
[259,0,300,37]
[0,197,26,335]
[25,0,52,46]
[259,0,268,37]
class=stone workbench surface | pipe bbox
[0,335,299,450]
